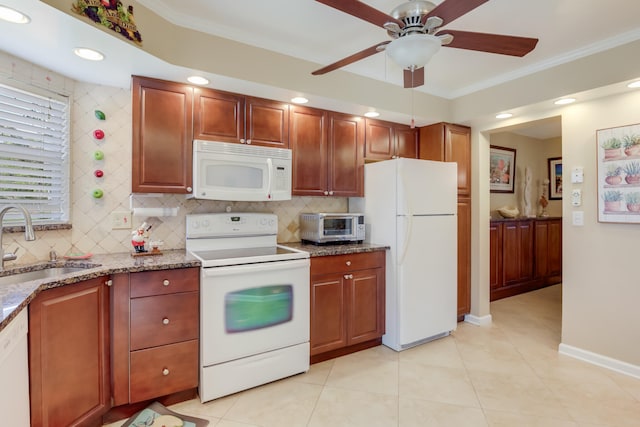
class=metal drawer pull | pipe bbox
[162,368,169,376]
[344,274,353,279]
[162,317,170,325]
[105,279,113,286]
[163,279,170,286]
[345,261,351,266]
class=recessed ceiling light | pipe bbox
[554,98,576,105]
[495,113,513,119]
[291,96,309,104]
[364,111,380,118]
[627,80,640,89]
[73,47,104,61]
[187,76,209,85]
[0,6,30,24]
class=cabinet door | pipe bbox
[328,112,364,197]
[193,87,244,143]
[534,221,549,279]
[502,220,534,286]
[290,105,328,196]
[489,222,502,290]
[457,198,471,317]
[419,123,471,196]
[132,76,193,193]
[310,273,347,356]
[444,124,471,196]
[547,220,562,278]
[246,97,289,148]
[364,118,395,161]
[347,267,385,344]
[29,277,111,427]
[395,125,418,159]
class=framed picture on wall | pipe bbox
[490,145,516,193]
[596,122,640,223]
[548,157,562,199]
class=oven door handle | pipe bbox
[201,258,309,277]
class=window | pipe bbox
[0,83,70,224]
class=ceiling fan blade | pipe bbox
[422,0,489,27]
[437,30,538,57]
[403,67,425,88]
[316,0,404,29]
[312,41,390,75]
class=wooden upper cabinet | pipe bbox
[291,106,364,197]
[419,122,471,196]
[194,88,289,148]
[290,105,328,196]
[327,112,364,197]
[132,76,193,193]
[364,118,418,161]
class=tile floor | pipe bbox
[105,285,640,426]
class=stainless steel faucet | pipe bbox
[0,205,36,271]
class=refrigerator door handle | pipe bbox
[398,167,413,265]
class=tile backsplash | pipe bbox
[0,51,347,265]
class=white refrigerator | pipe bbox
[350,157,457,351]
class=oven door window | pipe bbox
[323,218,352,236]
[225,285,293,333]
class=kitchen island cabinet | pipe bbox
[29,276,111,427]
[310,251,385,363]
[364,118,418,161]
[291,106,364,197]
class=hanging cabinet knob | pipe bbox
[105,279,113,287]
[163,279,170,286]
[186,186,193,192]
[344,274,353,280]
[162,317,170,325]
[345,261,351,266]
[162,368,169,376]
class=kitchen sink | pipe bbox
[0,265,97,286]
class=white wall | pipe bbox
[562,90,640,367]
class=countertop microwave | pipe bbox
[190,140,292,201]
[299,213,365,244]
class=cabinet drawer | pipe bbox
[311,251,384,275]
[130,292,199,350]
[130,340,198,403]
[130,267,199,297]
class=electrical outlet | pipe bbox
[111,211,132,229]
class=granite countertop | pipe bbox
[0,249,200,331]
[490,216,562,222]
[282,241,389,257]
[0,243,389,333]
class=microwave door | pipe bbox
[266,158,273,200]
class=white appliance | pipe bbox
[0,309,30,426]
[190,140,292,201]
[350,158,457,351]
[186,213,310,402]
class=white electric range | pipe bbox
[186,212,310,402]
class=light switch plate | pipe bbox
[573,211,584,226]
[111,210,132,229]
[571,167,584,183]
[571,189,582,206]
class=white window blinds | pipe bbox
[0,83,70,224]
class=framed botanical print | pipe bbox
[490,145,516,193]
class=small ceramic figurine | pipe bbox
[131,222,151,253]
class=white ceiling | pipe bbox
[1,0,640,137]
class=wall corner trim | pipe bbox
[463,314,493,326]
[558,343,640,379]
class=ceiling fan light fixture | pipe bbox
[385,33,441,70]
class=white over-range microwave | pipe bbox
[190,140,292,201]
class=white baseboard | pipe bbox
[464,313,492,326]
[558,343,640,379]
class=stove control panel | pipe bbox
[186,213,278,238]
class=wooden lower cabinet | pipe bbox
[457,198,471,318]
[490,218,562,300]
[310,251,385,363]
[29,276,111,427]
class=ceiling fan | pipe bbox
[312,0,539,88]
